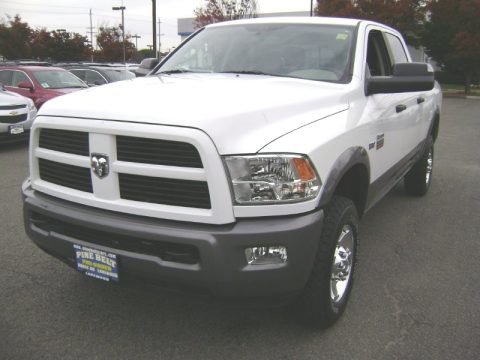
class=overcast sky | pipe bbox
[1,0,313,52]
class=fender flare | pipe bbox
[428,109,440,143]
[318,146,370,212]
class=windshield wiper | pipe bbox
[49,85,86,89]
[220,70,275,76]
[157,69,193,75]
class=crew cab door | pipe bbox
[364,28,421,183]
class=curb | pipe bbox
[442,92,480,100]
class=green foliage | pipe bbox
[137,48,155,59]
[316,0,428,46]
[94,26,136,62]
[0,15,32,59]
[315,0,480,93]
[0,15,90,61]
[0,15,141,63]
[422,0,480,93]
[194,0,258,29]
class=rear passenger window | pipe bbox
[384,33,408,64]
[70,69,86,81]
[366,30,392,76]
[0,70,13,86]
[12,71,32,87]
[85,70,107,85]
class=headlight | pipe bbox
[26,98,36,111]
[224,154,321,204]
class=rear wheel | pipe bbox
[300,196,359,328]
[404,136,434,196]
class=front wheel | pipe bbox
[404,136,434,196]
[300,196,359,328]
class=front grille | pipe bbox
[30,211,200,265]
[117,136,203,168]
[39,129,89,156]
[0,104,27,110]
[0,113,28,124]
[39,158,92,193]
[119,173,211,209]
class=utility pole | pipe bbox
[112,5,126,64]
[310,0,314,16]
[89,9,94,62]
[152,0,157,58]
[131,34,141,50]
[158,18,162,55]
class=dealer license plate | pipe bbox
[74,244,119,282]
[9,124,24,135]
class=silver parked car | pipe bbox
[0,84,37,144]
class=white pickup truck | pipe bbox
[23,17,441,327]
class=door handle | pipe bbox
[417,97,425,104]
[396,104,407,113]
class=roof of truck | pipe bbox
[207,16,363,28]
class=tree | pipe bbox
[51,31,90,62]
[0,15,32,59]
[194,0,258,28]
[30,29,52,60]
[315,0,428,46]
[316,0,360,18]
[138,48,155,59]
[95,26,136,62]
[423,0,480,93]
[0,15,90,61]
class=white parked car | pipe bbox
[0,84,36,144]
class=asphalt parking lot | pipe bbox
[1,98,479,360]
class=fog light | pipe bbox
[245,246,287,265]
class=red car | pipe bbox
[0,66,88,109]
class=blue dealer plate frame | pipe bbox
[74,244,119,282]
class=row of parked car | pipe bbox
[0,58,159,144]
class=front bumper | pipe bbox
[0,129,30,143]
[23,182,324,298]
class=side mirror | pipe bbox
[366,62,434,95]
[17,81,34,93]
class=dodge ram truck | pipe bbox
[23,17,442,327]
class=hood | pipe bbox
[0,90,28,106]
[44,87,84,97]
[39,74,350,154]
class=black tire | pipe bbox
[404,136,434,196]
[300,196,359,328]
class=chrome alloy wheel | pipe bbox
[425,147,433,185]
[330,224,355,305]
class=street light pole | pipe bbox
[158,18,165,54]
[152,0,157,58]
[112,6,126,64]
[132,34,141,50]
[310,0,314,17]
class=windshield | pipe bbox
[157,23,356,83]
[101,68,136,82]
[33,70,88,89]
